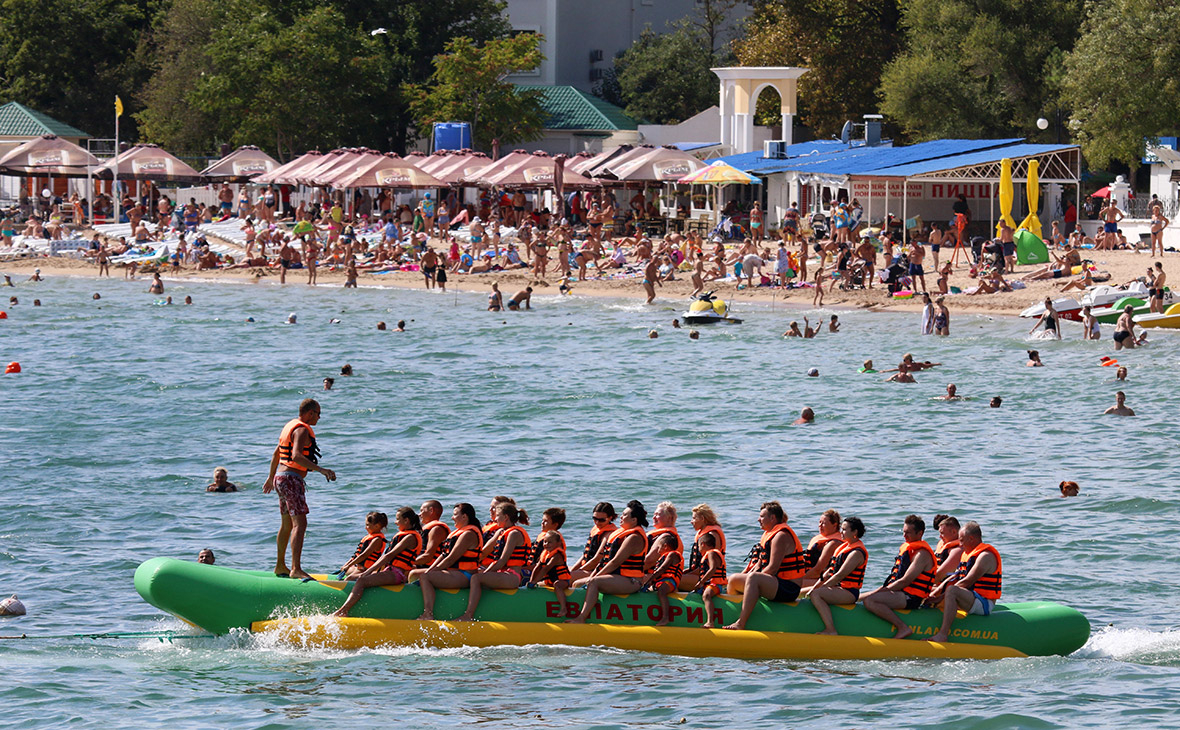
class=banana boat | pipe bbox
[135,558,1090,660]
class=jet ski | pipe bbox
[683,291,742,324]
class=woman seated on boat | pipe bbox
[805,517,868,636]
[801,509,843,587]
[457,503,531,621]
[411,503,483,621]
[478,496,518,567]
[566,500,649,624]
[333,507,422,618]
[680,503,725,591]
[569,502,617,581]
[723,502,807,631]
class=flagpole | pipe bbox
[113,97,120,224]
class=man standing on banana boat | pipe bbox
[263,398,336,580]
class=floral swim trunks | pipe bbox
[274,472,308,515]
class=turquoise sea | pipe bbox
[3,274,1180,728]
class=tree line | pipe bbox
[0,0,1172,168]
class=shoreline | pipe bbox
[3,248,1170,320]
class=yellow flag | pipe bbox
[115,96,123,118]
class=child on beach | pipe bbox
[698,532,727,628]
[641,533,683,626]
[340,511,388,579]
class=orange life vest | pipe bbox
[824,540,868,590]
[530,531,567,566]
[647,526,684,555]
[935,538,961,573]
[581,523,617,562]
[956,542,1002,600]
[538,547,571,585]
[440,523,483,572]
[806,531,842,570]
[651,550,683,585]
[753,522,807,581]
[886,540,937,599]
[350,533,386,570]
[687,524,726,572]
[701,548,727,588]
[277,418,316,474]
[385,529,423,573]
[419,520,451,561]
[479,522,501,567]
[605,526,647,577]
[491,524,531,568]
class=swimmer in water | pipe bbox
[884,354,939,373]
[197,549,215,564]
[689,329,700,340]
[784,321,803,337]
[803,316,820,338]
[934,384,961,401]
[884,363,916,383]
[1059,481,1080,497]
[1115,366,1128,381]
[648,329,659,339]
[1026,350,1043,367]
[828,315,840,332]
[148,273,164,294]
[341,364,353,376]
[377,321,387,330]
[1104,390,1135,416]
[793,407,815,424]
[206,467,239,492]
[990,396,1002,408]
[323,377,334,390]
[184,296,192,305]
[396,320,406,332]
[672,319,681,329]
[859,359,876,374]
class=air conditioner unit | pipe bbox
[589,68,605,82]
[589,49,604,63]
[763,140,788,159]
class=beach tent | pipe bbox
[253,150,323,185]
[325,153,447,189]
[306,149,386,187]
[479,152,598,190]
[603,146,708,183]
[431,151,493,185]
[200,146,280,182]
[1015,229,1049,265]
[0,135,98,177]
[92,143,202,184]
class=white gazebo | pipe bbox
[711,66,808,155]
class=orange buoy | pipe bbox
[4,362,20,374]
[1101,359,1118,367]
[0,311,7,319]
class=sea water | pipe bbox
[2,276,1179,728]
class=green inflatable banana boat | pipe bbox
[135,558,1090,660]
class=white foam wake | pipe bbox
[1076,626,1180,664]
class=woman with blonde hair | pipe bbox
[680,503,726,591]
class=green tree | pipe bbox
[614,27,716,125]
[736,0,901,138]
[403,34,545,150]
[879,0,1084,141]
[0,0,158,138]
[1062,0,1180,169]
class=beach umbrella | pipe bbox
[604,146,708,183]
[479,152,597,190]
[0,135,98,177]
[325,153,447,189]
[431,151,492,186]
[92,143,202,184]
[996,157,1018,237]
[253,150,323,185]
[1018,159,1042,239]
[200,145,280,182]
[298,149,375,187]
[1090,186,1111,199]
[459,150,546,186]
[583,144,657,179]
[570,146,631,176]
[414,150,456,174]
[676,161,760,225]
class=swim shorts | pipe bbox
[908,263,925,276]
[931,244,940,252]
[1103,222,1117,234]
[1113,330,1131,343]
[1002,242,1015,257]
[904,594,924,610]
[773,578,801,603]
[969,591,995,616]
[646,577,678,594]
[274,472,308,515]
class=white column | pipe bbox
[736,113,754,154]
[781,113,793,145]
[719,81,733,150]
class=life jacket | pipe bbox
[385,529,423,573]
[440,524,483,572]
[538,547,571,585]
[701,548,727,588]
[805,531,842,570]
[419,520,451,562]
[651,551,683,585]
[478,521,501,565]
[753,522,807,582]
[581,522,617,562]
[277,418,318,474]
[605,526,647,577]
[687,525,726,572]
[956,543,1002,600]
[647,526,684,555]
[935,539,961,572]
[490,525,531,568]
[885,540,937,599]
[530,531,567,566]
[824,540,868,591]
[351,533,387,570]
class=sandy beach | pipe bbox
[4,242,1171,319]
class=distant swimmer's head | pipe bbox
[1116,366,1127,380]
[197,548,215,565]
[861,359,874,372]
[672,319,681,329]
[184,296,192,305]
[990,396,1002,408]
[1059,480,1080,498]
[689,330,700,340]
[286,313,297,324]
[93,293,101,300]
[340,363,353,376]
[648,329,659,339]
[323,377,334,390]
[799,407,815,423]
[946,383,957,397]
[807,367,819,377]
[396,321,406,331]
[377,321,387,330]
